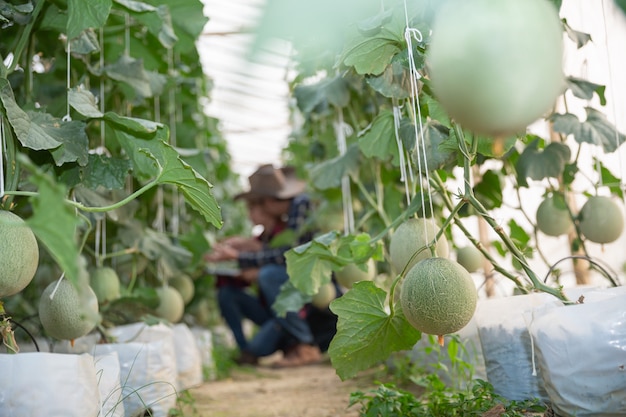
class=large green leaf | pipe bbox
[328,281,421,380]
[67,0,112,40]
[115,130,222,227]
[143,0,207,54]
[473,169,504,210]
[19,156,81,285]
[81,154,132,190]
[293,75,350,115]
[104,55,154,98]
[28,111,89,166]
[342,36,402,76]
[366,50,416,99]
[272,280,312,317]
[285,233,342,296]
[566,77,606,105]
[118,1,178,49]
[340,9,405,75]
[68,87,104,118]
[358,110,400,165]
[411,120,458,171]
[309,144,360,190]
[0,78,61,150]
[595,158,624,200]
[285,232,381,297]
[515,139,571,187]
[550,108,626,153]
[562,18,592,49]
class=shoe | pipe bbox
[235,350,259,366]
[272,344,321,368]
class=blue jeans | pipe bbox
[217,284,271,351]
[246,264,315,357]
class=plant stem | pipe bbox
[467,192,569,302]
[7,0,46,74]
[4,179,159,213]
[431,174,528,290]
[354,175,392,227]
[453,124,570,302]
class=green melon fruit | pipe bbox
[579,196,624,244]
[389,218,449,275]
[170,274,195,305]
[311,282,337,309]
[400,257,478,336]
[456,246,484,273]
[335,258,376,289]
[155,286,185,323]
[90,266,121,304]
[39,279,100,341]
[427,0,564,137]
[0,210,39,298]
[536,195,574,237]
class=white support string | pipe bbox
[62,42,72,122]
[403,0,436,244]
[99,27,106,148]
[168,48,180,237]
[393,105,411,206]
[0,116,5,199]
[49,272,66,300]
[600,0,625,200]
[336,108,354,235]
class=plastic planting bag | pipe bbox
[529,288,626,416]
[172,323,203,390]
[0,352,100,417]
[95,351,125,417]
[474,292,556,402]
[94,322,178,417]
[191,327,216,381]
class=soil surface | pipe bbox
[188,356,372,417]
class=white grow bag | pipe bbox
[95,351,126,417]
[94,322,178,417]
[0,352,100,417]
[191,326,216,381]
[529,288,626,416]
[172,323,203,390]
[474,292,555,402]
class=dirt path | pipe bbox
[188,357,372,417]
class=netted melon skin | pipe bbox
[400,257,477,336]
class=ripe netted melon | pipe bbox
[427,0,564,137]
[90,266,121,304]
[400,257,477,336]
[456,246,484,273]
[536,195,574,237]
[335,258,376,289]
[0,210,39,298]
[39,279,100,341]
[579,196,624,244]
[170,274,195,305]
[311,282,337,309]
[389,218,449,275]
[154,286,185,323]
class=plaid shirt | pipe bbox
[237,193,313,269]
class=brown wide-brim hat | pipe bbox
[234,164,306,201]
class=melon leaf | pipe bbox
[328,281,421,380]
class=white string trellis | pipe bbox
[335,107,354,235]
[95,27,108,268]
[600,0,626,203]
[0,115,5,200]
[392,104,413,206]
[402,0,436,239]
[168,48,181,237]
